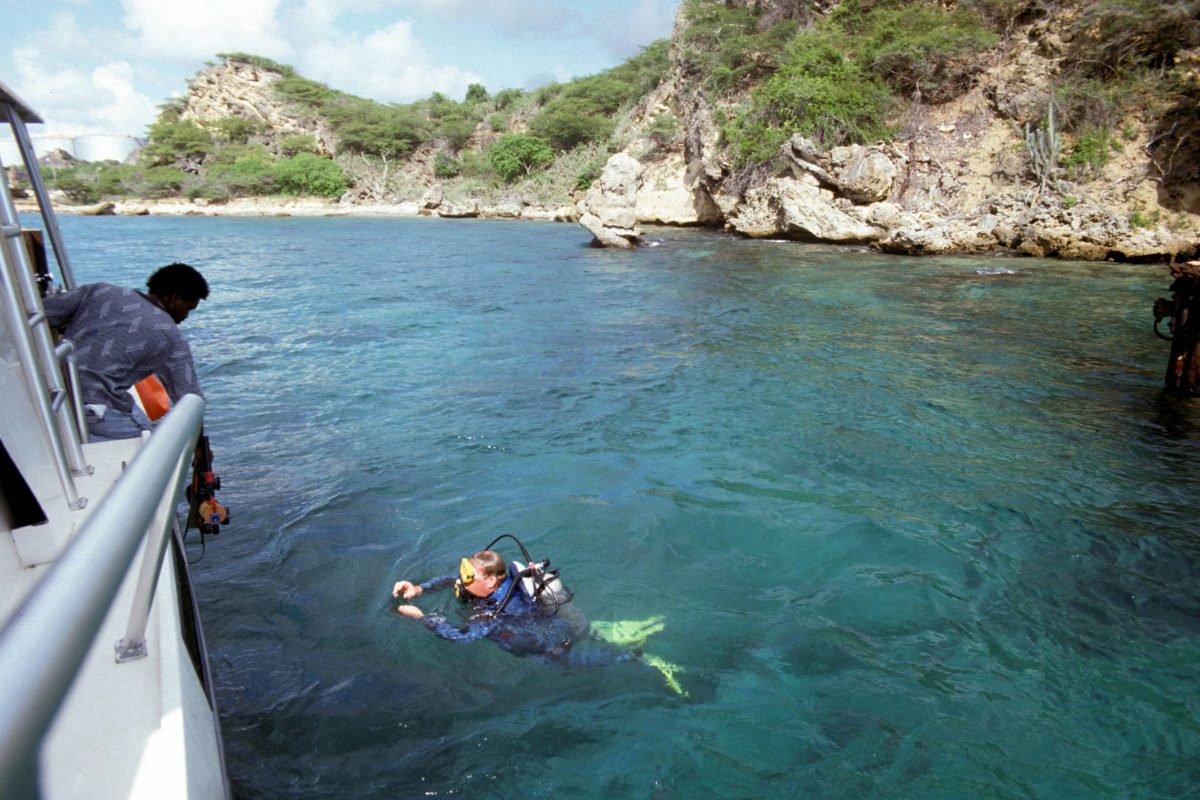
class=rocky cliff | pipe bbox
[574,0,1200,260]
[167,1,1199,261]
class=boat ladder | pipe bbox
[0,82,91,507]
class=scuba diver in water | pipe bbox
[392,535,682,691]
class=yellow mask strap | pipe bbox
[458,557,476,585]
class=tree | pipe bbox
[530,98,614,150]
[215,117,266,144]
[465,83,489,105]
[488,134,554,181]
[436,110,478,151]
[142,114,212,166]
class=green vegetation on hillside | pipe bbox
[43,1,1199,207]
[529,40,671,150]
[683,0,1198,186]
[701,0,998,164]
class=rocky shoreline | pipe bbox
[18,195,578,222]
[21,121,1200,265]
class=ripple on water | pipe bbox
[50,216,1200,799]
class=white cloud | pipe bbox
[5,0,673,137]
[88,62,160,134]
[591,0,678,58]
[11,48,157,135]
[299,20,483,102]
[120,0,292,60]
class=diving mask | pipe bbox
[453,557,476,599]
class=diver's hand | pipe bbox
[393,580,422,600]
[394,604,425,619]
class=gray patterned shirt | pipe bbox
[43,282,203,414]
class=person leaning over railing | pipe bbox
[42,262,209,441]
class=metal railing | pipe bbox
[2,86,76,289]
[1,84,91,508]
[0,393,205,797]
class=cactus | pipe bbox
[1024,100,1061,195]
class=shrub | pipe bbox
[513,139,610,203]
[1062,127,1120,181]
[435,110,478,151]
[488,134,554,181]
[647,112,679,147]
[275,75,338,106]
[141,166,189,197]
[207,150,277,195]
[528,39,669,150]
[493,88,524,110]
[465,83,489,105]
[46,167,101,204]
[94,163,138,197]
[215,117,266,144]
[853,4,998,102]
[280,134,320,156]
[218,52,295,76]
[681,1,798,93]
[1129,208,1154,227]
[434,150,462,178]
[142,115,212,166]
[725,27,898,163]
[328,101,428,158]
[1051,77,1130,132]
[487,112,509,133]
[530,99,615,150]
[459,149,499,182]
[272,153,349,197]
[574,158,606,191]
[1067,0,1200,79]
[963,0,1046,34]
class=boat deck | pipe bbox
[1,437,224,798]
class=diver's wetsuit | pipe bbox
[415,567,634,667]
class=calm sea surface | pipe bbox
[51,214,1200,798]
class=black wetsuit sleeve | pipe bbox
[419,575,455,593]
[422,614,497,643]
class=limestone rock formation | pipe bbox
[830,145,897,204]
[726,177,884,243]
[182,61,336,157]
[127,6,1200,261]
[577,153,645,248]
[635,153,723,226]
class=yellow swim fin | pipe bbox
[591,615,666,648]
[592,616,683,695]
[643,654,687,697]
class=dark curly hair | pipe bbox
[147,262,209,302]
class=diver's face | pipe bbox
[464,560,500,597]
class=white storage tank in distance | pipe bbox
[73,134,141,163]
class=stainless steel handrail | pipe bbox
[0,394,205,797]
[3,99,76,289]
[115,439,194,663]
[0,186,85,509]
[0,106,90,506]
[1,96,91,496]
[54,339,89,445]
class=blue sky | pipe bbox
[2,0,679,139]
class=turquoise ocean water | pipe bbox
[50,215,1199,798]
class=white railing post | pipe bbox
[115,446,193,663]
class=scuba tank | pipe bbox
[475,534,573,619]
